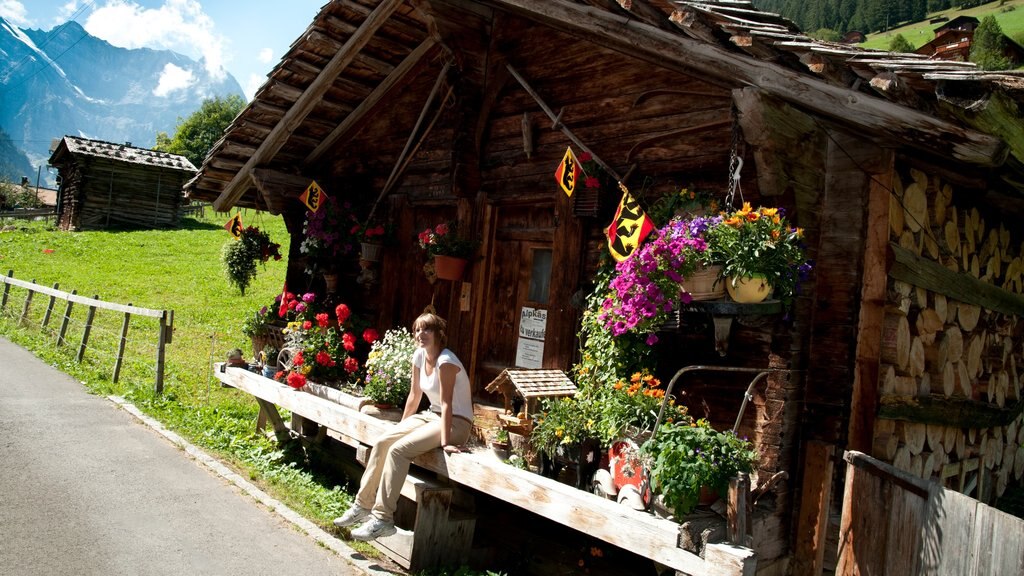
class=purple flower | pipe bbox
[302,292,316,303]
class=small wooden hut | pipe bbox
[48,136,196,230]
[186,1,1024,573]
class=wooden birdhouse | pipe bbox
[484,369,577,434]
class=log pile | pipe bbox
[876,167,1024,501]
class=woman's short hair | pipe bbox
[413,313,448,348]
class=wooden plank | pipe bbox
[792,441,834,576]
[837,450,890,574]
[884,481,926,574]
[41,282,59,327]
[216,366,746,575]
[889,243,1024,317]
[0,275,166,317]
[878,394,1024,429]
[930,486,977,575]
[483,0,1007,167]
[214,0,406,211]
[75,296,98,363]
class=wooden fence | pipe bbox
[0,207,58,222]
[837,450,1024,575]
[0,270,173,392]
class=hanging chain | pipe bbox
[725,104,744,210]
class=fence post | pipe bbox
[155,310,168,393]
[57,289,76,347]
[113,305,131,383]
[19,280,35,325]
[76,295,99,362]
[42,282,59,327]
[1,269,12,309]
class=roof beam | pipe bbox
[212,0,406,212]
[483,0,1008,168]
[305,36,439,165]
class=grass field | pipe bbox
[861,0,1024,51]
[0,212,358,539]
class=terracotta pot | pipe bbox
[726,274,772,303]
[699,485,720,506]
[433,255,468,281]
[322,272,339,293]
[360,242,383,262]
[685,264,725,301]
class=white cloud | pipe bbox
[0,0,30,27]
[153,62,194,96]
[257,47,273,64]
[83,0,227,80]
[58,1,82,21]
[244,72,265,101]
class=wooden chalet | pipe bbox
[186,1,1024,574]
[48,136,196,230]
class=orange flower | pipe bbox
[724,216,742,228]
[771,229,780,240]
[761,207,778,217]
[746,211,760,222]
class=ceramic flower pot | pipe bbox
[726,274,772,303]
[322,272,339,293]
[360,242,383,262]
[433,255,468,281]
[685,264,725,301]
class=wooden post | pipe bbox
[42,282,59,327]
[113,306,131,383]
[1,269,12,309]
[76,295,99,362]
[793,441,835,576]
[155,310,167,393]
[19,280,35,325]
[727,475,752,547]
[57,289,76,347]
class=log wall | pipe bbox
[872,162,1024,503]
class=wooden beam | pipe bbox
[879,394,1024,429]
[792,441,835,576]
[482,0,1007,167]
[305,37,439,165]
[888,243,1024,317]
[213,0,406,211]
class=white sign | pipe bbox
[515,307,548,369]
[515,338,545,369]
[518,307,547,340]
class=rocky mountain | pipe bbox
[0,17,244,185]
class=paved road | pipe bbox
[0,337,369,576]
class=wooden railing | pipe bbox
[1,270,173,392]
[838,450,1024,575]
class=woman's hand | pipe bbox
[442,444,461,454]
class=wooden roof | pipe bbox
[50,136,196,172]
[184,0,1024,213]
[485,369,578,399]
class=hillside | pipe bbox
[0,17,244,187]
[862,0,1024,50]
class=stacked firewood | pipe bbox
[874,167,1024,500]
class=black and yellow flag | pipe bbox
[606,184,655,261]
[553,146,580,197]
[224,213,243,239]
[299,180,327,212]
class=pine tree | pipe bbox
[970,16,1012,70]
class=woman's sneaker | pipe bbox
[333,505,370,528]
[350,517,396,541]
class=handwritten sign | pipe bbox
[515,307,548,369]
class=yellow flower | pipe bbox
[761,207,778,217]
[795,227,804,238]
[555,427,564,438]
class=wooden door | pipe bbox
[475,202,556,391]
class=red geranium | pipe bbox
[343,357,359,373]
[286,372,307,389]
[293,350,305,366]
[302,320,313,330]
[335,303,351,324]
[316,313,330,328]
[315,350,335,367]
[342,332,356,352]
[362,328,379,344]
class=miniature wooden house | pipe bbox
[48,136,196,230]
[185,1,1024,572]
[485,368,577,432]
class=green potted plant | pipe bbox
[221,226,281,295]
[299,196,359,277]
[704,203,812,304]
[260,344,281,379]
[352,221,391,263]
[362,326,415,407]
[640,418,757,517]
[417,221,480,281]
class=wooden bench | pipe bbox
[215,365,757,576]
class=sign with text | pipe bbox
[515,307,548,369]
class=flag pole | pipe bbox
[506,63,622,182]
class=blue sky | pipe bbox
[0,0,325,99]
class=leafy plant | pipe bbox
[221,226,281,295]
[417,221,480,259]
[362,327,415,406]
[704,203,812,306]
[276,302,372,387]
[640,419,757,517]
[154,94,245,168]
[299,196,359,275]
[493,428,510,444]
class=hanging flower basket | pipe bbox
[360,241,384,262]
[726,274,772,303]
[433,255,468,281]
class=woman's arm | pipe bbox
[402,362,423,420]
[438,362,461,453]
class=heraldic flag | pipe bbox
[606,184,655,261]
[299,180,328,212]
[224,213,243,239]
[554,146,580,197]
